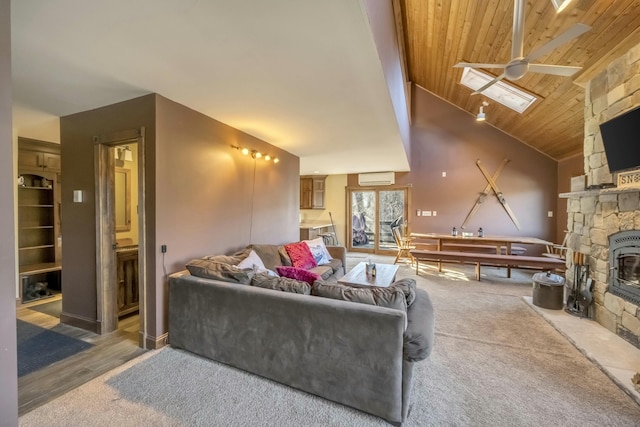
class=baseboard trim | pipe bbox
[60,312,99,334]
[145,332,168,350]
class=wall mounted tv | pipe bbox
[599,105,640,173]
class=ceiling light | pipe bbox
[264,155,271,161]
[476,107,486,122]
[476,101,489,122]
[241,148,249,155]
[460,67,538,113]
[551,0,574,13]
[273,158,279,164]
[252,151,262,159]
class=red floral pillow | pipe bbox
[276,266,322,285]
[284,241,317,270]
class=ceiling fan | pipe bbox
[454,0,591,95]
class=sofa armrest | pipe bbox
[326,245,347,272]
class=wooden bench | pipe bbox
[412,242,527,255]
[409,249,566,281]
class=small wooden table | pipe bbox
[338,262,399,288]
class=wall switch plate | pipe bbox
[73,190,83,203]
[416,209,421,216]
[442,172,447,177]
[423,211,432,216]
[432,211,437,216]
[548,211,553,217]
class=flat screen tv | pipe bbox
[599,106,640,173]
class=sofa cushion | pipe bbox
[307,265,333,281]
[275,266,322,285]
[251,272,312,294]
[278,246,293,266]
[390,278,417,307]
[203,247,251,265]
[303,237,333,265]
[403,288,435,362]
[186,259,254,285]
[312,282,407,313]
[249,244,284,271]
[324,258,343,274]
[284,241,317,270]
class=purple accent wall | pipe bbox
[0,0,18,421]
[154,95,299,334]
[350,86,558,254]
[61,94,299,341]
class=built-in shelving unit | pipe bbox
[18,138,62,303]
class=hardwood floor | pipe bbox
[17,295,146,416]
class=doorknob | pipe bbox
[112,243,118,250]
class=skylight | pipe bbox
[459,68,538,114]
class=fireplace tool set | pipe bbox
[565,251,593,318]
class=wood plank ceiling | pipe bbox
[398,0,640,160]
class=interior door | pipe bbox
[348,187,409,254]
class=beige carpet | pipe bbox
[19,256,640,426]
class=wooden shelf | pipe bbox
[19,262,62,275]
[19,245,55,251]
[20,226,54,230]
[19,186,53,190]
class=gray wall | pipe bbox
[60,94,299,341]
[0,0,18,423]
[557,155,583,243]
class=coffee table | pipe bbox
[338,262,399,288]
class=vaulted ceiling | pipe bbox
[398,0,640,160]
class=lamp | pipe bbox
[230,145,279,164]
[476,101,489,122]
[115,146,133,162]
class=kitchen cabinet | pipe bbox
[300,175,327,209]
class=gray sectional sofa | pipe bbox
[168,244,435,425]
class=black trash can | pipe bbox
[532,272,565,309]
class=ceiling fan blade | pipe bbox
[454,62,506,69]
[471,73,506,95]
[528,63,582,76]
[512,0,526,59]
[525,23,591,63]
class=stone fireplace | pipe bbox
[561,42,640,350]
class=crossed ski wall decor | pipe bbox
[461,158,521,230]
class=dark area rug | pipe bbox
[17,320,93,377]
[28,299,62,318]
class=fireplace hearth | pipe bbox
[609,231,640,305]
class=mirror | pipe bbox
[115,167,131,232]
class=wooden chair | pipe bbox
[542,231,569,260]
[392,225,415,265]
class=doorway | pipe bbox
[94,129,146,346]
[347,186,410,254]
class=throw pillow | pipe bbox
[278,246,293,266]
[303,237,333,265]
[237,249,267,271]
[251,272,312,294]
[248,244,284,271]
[186,259,254,285]
[390,278,417,307]
[203,247,251,265]
[276,266,323,285]
[284,241,317,270]
[312,282,407,313]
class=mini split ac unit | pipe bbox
[358,172,395,186]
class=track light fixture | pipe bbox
[230,145,279,164]
[476,101,489,122]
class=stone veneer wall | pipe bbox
[565,42,640,348]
